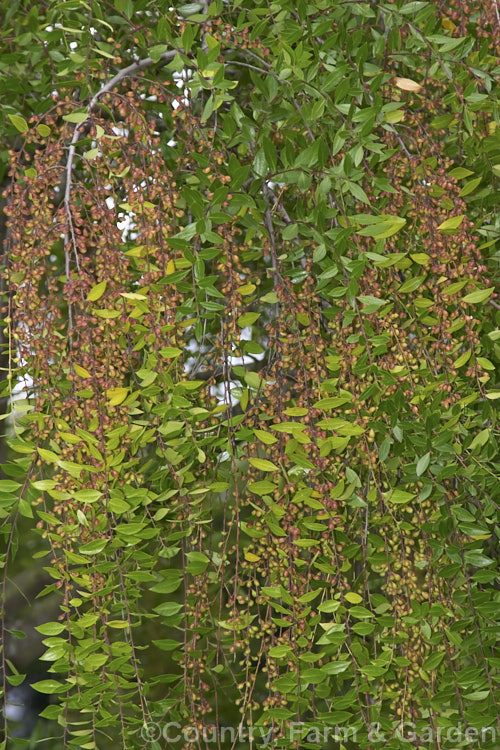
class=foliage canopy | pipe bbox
[1,1,499,748]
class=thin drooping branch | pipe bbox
[63,49,178,329]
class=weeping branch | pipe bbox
[62,49,179,329]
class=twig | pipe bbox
[494,1,500,32]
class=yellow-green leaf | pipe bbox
[410,253,429,265]
[458,177,481,197]
[386,489,415,505]
[160,347,182,358]
[106,387,129,405]
[37,124,51,137]
[345,592,363,604]
[94,309,120,318]
[245,551,260,562]
[253,429,277,445]
[38,448,60,463]
[9,114,29,133]
[239,283,256,295]
[384,110,404,123]
[248,458,279,472]
[87,280,107,301]
[437,215,464,232]
[74,364,91,378]
[462,288,493,304]
[453,350,472,368]
[237,312,260,327]
[62,111,88,124]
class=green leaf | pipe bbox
[459,177,482,197]
[422,651,446,671]
[318,599,340,613]
[321,660,350,674]
[462,288,493,304]
[416,453,430,476]
[464,551,494,567]
[36,123,51,137]
[386,489,415,505]
[437,215,464,232]
[79,539,108,555]
[348,605,374,619]
[8,114,29,133]
[248,458,279,472]
[87,280,107,301]
[31,679,67,694]
[73,489,103,503]
[447,167,474,179]
[7,674,27,687]
[160,346,182,358]
[38,448,60,462]
[0,479,20,492]
[344,592,363,604]
[237,312,260,327]
[248,480,277,495]
[154,602,183,617]
[153,639,181,651]
[398,275,425,293]
[186,551,210,575]
[356,216,405,239]
[35,622,66,636]
[453,349,472,368]
[62,111,88,123]
[149,44,168,62]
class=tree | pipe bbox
[1,1,499,748]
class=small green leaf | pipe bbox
[237,312,260,327]
[38,448,60,463]
[422,651,445,671]
[459,177,481,197]
[9,114,29,133]
[62,111,88,124]
[448,167,474,179]
[437,215,464,232]
[416,453,430,476]
[344,592,363,604]
[464,551,493,567]
[248,458,279,472]
[318,600,340,613]
[35,622,66,636]
[87,280,107,301]
[348,605,374,619]
[453,349,472,368]
[149,44,168,63]
[398,275,425,293]
[31,679,67,694]
[0,479,20,492]
[154,602,183,617]
[386,489,415,505]
[79,539,108,555]
[462,288,493,304]
[186,551,210,575]
[7,674,27,687]
[248,480,277,495]
[73,489,103,503]
[153,639,181,651]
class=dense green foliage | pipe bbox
[1,1,499,748]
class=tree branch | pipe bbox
[63,49,179,330]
